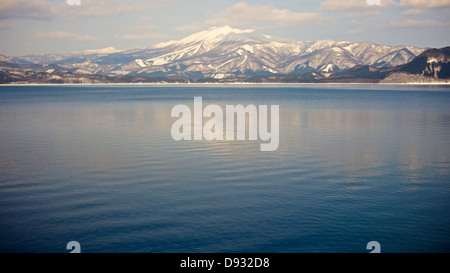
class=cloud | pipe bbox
[320,0,388,11]
[119,18,166,40]
[396,0,450,8]
[402,9,424,15]
[0,22,11,29]
[319,0,450,17]
[61,0,156,18]
[116,33,170,40]
[385,19,450,28]
[347,29,363,34]
[0,0,163,20]
[126,24,159,32]
[0,0,57,20]
[206,2,330,27]
[395,0,450,14]
[35,31,97,41]
[137,16,153,23]
[319,0,389,19]
[320,0,450,10]
[174,23,206,32]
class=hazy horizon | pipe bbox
[0,0,449,56]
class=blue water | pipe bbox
[0,84,449,253]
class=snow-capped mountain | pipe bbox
[6,26,427,79]
[14,47,123,68]
[381,46,450,82]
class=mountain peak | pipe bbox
[206,25,254,35]
[155,26,255,48]
[182,25,254,43]
[82,46,121,54]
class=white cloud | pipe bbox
[36,31,97,41]
[138,17,154,23]
[396,0,450,14]
[127,24,159,32]
[0,22,11,29]
[347,29,363,34]
[320,0,388,10]
[397,0,450,8]
[120,19,166,40]
[174,24,206,32]
[206,2,330,27]
[320,0,450,10]
[385,19,450,28]
[402,9,424,15]
[319,0,389,19]
[0,0,57,20]
[61,0,156,18]
[116,33,170,40]
[0,0,164,20]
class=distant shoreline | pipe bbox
[2,82,450,87]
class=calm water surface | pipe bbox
[0,84,449,253]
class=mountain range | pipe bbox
[0,26,449,84]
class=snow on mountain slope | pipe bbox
[17,47,123,65]
[9,26,427,78]
[155,26,256,48]
[82,47,122,55]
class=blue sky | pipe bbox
[0,0,449,56]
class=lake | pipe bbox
[0,84,449,253]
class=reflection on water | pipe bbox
[0,85,449,253]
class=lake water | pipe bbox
[0,84,449,253]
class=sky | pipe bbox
[0,0,449,56]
